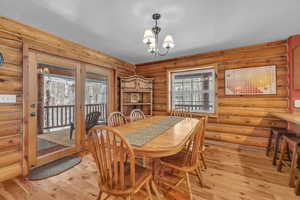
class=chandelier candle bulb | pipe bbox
[143,29,155,44]
[163,35,175,49]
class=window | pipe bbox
[170,68,216,113]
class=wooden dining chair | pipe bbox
[108,112,127,127]
[198,115,208,170]
[159,118,205,200]
[130,109,146,122]
[87,125,153,200]
[170,108,192,118]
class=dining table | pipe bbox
[114,115,200,199]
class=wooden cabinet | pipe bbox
[120,75,153,116]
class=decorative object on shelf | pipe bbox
[225,65,276,95]
[130,93,140,103]
[120,75,153,116]
[143,13,175,56]
[0,52,4,66]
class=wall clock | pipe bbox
[0,52,4,66]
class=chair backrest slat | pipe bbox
[108,112,127,127]
[88,125,136,191]
[170,109,192,118]
[130,109,146,122]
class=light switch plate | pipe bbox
[0,95,16,103]
[295,100,300,108]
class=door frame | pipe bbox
[23,42,117,170]
[25,50,82,167]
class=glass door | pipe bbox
[84,64,115,132]
[85,72,108,123]
[36,63,77,157]
[26,51,81,167]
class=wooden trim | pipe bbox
[26,51,38,167]
[22,42,29,176]
[80,63,86,147]
[36,146,77,166]
[166,64,218,117]
[35,50,79,69]
[75,63,83,152]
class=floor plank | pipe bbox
[1,141,300,200]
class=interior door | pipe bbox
[26,51,82,167]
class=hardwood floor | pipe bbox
[1,141,299,200]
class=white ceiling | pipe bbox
[1,0,300,64]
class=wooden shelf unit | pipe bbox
[120,75,153,116]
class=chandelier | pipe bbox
[143,13,175,56]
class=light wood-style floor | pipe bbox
[1,141,299,200]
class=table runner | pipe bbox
[125,116,185,146]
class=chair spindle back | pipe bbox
[170,109,192,118]
[130,109,146,122]
[88,125,136,190]
[108,112,127,127]
[184,118,205,167]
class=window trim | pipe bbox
[167,64,218,118]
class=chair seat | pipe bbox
[285,135,300,145]
[100,163,152,195]
[160,150,195,171]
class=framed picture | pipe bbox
[225,65,276,95]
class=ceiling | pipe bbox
[1,0,300,64]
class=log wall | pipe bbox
[0,17,134,182]
[136,40,289,147]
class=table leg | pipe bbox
[151,158,164,200]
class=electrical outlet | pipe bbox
[0,95,16,103]
[295,100,300,108]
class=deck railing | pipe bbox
[43,103,106,129]
[174,104,212,112]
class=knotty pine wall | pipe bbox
[0,17,134,182]
[136,40,289,147]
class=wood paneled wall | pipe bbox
[0,17,134,182]
[136,40,289,147]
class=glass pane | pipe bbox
[171,69,215,113]
[85,72,108,128]
[36,63,76,157]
